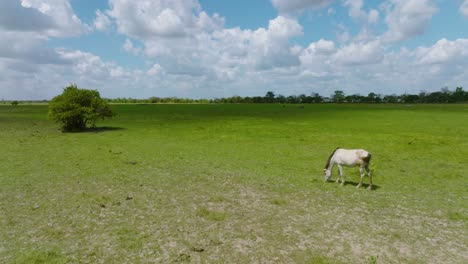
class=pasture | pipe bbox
[0,103,466,263]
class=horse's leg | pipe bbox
[337,165,344,186]
[334,165,340,183]
[365,166,372,190]
[357,167,365,188]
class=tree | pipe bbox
[383,94,399,103]
[367,92,378,103]
[264,91,276,103]
[276,94,286,103]
[11,100,19,107]
[346,94,364,103]
[48,84,114,132]
[451,87,467,103]
[332,90,345,103]
[311,93,323,103]
[401,94,420,104]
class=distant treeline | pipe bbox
[2,86,467,105]
[103,86,467,104]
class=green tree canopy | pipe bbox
[48,84,114,132]
[332,90,345,103]
[264,91,276,103]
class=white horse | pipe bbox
[324,148,373,189]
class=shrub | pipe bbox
[48,84,114,132]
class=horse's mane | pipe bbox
[324,147,340,169]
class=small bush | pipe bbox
[48,84,114,132]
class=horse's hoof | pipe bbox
[367,186,372,190]
[356,185,361,189]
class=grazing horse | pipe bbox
[324,148,372,189]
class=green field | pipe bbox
[1,104,467,263]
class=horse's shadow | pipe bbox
[326,180,381,190]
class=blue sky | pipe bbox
[1,0,467,100]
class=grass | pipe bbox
[0,103,467,263]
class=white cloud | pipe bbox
[460,0,468,17]
[268,15,303,39]
[147,64,163,76]
[316,39,336,54]
[0,48,135,100]
[106,0,231,76]
[123,39,141,55]
[299,39,337,79]
[344,0,379,24]
[353,28,377,42]
[107,0,304,73]
[20,0,89,37]
[245,16,304,70]
[0,0,87,69]
[107,0,222,39]
[197,12,225,31]
[0,1,55,32]
[94,10,112,32]
[307,39,336,55]
[382,0,438,43]
[0,0,88,88]
[271,0,333,13]
[0,0,88,37]
[333,40,384,65]
[414,38,468,65]
[337,30,351,43]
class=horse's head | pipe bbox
[324,168,331,181]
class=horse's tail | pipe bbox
[363,152,372,164]
[324,147,340,169]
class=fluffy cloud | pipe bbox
[414,38,468,65]
[0,0,97,100]
[271,0,333,13]
[300,39,383,68]
[382,0,438,43]
[460,0,468,17]
[94,10,112,32]
[0,0,88,67]
[0,0,87,37]
[107,0,304,74]
[0,1,55,32]
[107,0,223,39]
[299,39,336,80]
[138,15,303,75]
[295,38,468,96]
[147,64,163,76]
[334,40,383,66]
[249,16,303,70]
[123,39,141,55]
[106,0,231,76]
[344,0,379,24]
[19,0,89,37]
[314,39,337,54]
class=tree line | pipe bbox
[104,87,467,104]
[2,86,467,105]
